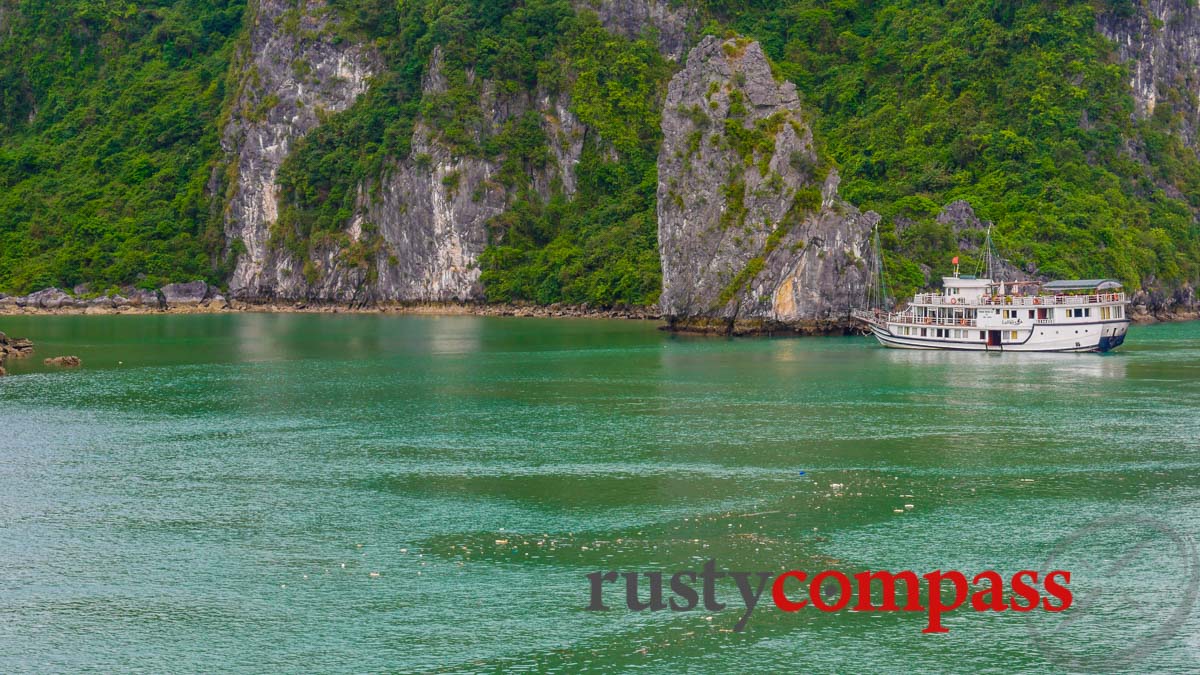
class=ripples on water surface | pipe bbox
[1,314,1198,672]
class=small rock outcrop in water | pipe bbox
[44,356,81,367]
[0,331,34,359]
[657,36,880,334]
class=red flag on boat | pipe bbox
[952,256,959,265]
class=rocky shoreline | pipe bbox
[1,282,1197,331]
[663,316,862,336]
[0,282,661,321]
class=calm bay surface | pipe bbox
[1,314,1198,672]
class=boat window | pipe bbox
[979,332,986,340]
[1010,331,1018,341]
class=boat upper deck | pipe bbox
[910,291,1126,308]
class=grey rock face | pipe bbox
[354,49,584,303]
[936,200,986,247]
[126,288,165,309]
[25,287,73,309]
[351,129,502,303]
[221,0,377,301]
[935,200,1029,281]
[221,14,583,304]
[657,36,879,332]
[1098,1,1200,150]
[571,0,698,60]
[1130,284,1199,321]
[161,281,213,305]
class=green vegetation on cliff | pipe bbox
[276,0,670,306]
[0,0,244,293]
[709,0,1200,299]
[0,0,1198,304]
[474,11,671,306]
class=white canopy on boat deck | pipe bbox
[1041,279,1123,292]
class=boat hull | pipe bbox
[867,321,1130,353]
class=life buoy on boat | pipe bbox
[924,317,932,325]
[1033,297,1041,305]
[949,298,957,305]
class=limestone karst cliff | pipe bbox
[2,1,1199,321]
[220,0,377,302]
[1099,0,1200,151]
[337,47,585,303]
[657,36,879,333]
[220,3,608,304]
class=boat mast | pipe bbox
[975,224,996,281]
[986,225,994,281]
[868,221,890,310]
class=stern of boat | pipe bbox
[1097,322,1130,352]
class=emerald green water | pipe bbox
[1,314,1198,673]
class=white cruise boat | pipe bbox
[852,276,1131,352]
[851,226,1132,352]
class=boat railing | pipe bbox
[858,311,978,328]
[912,292,1125,307]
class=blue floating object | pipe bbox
[798,471,807,476]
